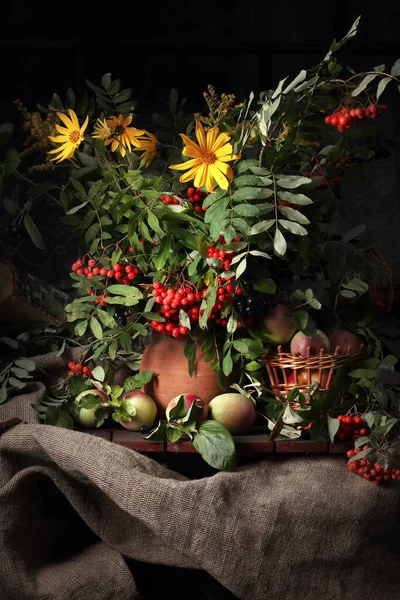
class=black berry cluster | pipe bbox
[235,295,278,318]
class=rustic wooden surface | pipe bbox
[86,428,352,455]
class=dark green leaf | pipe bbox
[193,421,236,471]
[123,371,156,392]
[23,213,46,250]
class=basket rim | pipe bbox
[262,344,370,370]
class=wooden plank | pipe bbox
[275,439,328,453]
[112,430,165,453]
[85,429,112,441]
[329,441,354,454]
[167,441,198,454]
[233,434,274,455]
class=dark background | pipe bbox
[1,0,400,288]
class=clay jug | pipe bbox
[139,336,237,415]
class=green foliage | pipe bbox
[2,15,400,472]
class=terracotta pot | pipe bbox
[139,336,237,415]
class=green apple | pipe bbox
[209,392,256,434]
[118,391,158,431]
[74,389,110,428]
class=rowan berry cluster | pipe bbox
[335,414,368,441]
[148,277,243,337]
[71,256,140,284]
[346,448,400,485]
[187,186,207,213]
[86,287,109,307]
[67,362,92,378]
[160,195,181,205]
[324,103,387,133]
[207,236,241,271]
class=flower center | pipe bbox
[200,150,216,165]
[70,131,80,143]
[114,125,125,136]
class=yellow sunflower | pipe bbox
[48,109,89,163]
[92,118,113,143]
[169,120,240,193]
[92,114,145,157]
[134,130,160,166]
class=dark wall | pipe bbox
[1,0,400,286]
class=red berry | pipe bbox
[107,270,115,278]
[88,259,97,268]
[359,428,367,436]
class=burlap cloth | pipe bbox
[1,352,400,600]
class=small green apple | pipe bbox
[74,389,110,428]
[118,391,158,431]
[209,392,256,434]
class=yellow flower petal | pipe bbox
[211,132,231,152]
[180,133,200,151]
[56,112,73,128]
[194,163,207,188]
[169,158,201,171]
[195,120,207,148]
[182,145,201,159]
[206,127,219,151]
[55,125,71,135]
[205,168,215,193]
[209,164,229,189]
[81,114,89,135]
[214,160,234,181]
[68,109,79,129]
[179,163,204,183]
[215,143,234,158]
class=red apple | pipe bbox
[209,393,256,434]
[290,330,330,357]
[166,393,208,423]
[74,389,110,428]
[329,329,364,354]
[119,390,158,431]
[258,304,298,345]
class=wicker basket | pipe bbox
[263,343,370,398]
